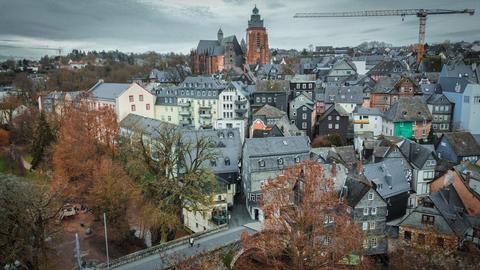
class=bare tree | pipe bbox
[0,173,62,270]
[237,161,367,270]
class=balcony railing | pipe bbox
[200,113,212,118]
[235,99,247,105]
[179,110,191,116]
[179,102,191,107]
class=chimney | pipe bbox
[332,163,337,177]
[356,160,363,175]
[465,171,471,185]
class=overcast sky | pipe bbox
[0,0,479,59]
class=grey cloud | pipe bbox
[0,0,479,58]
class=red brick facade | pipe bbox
[246,27,269,65]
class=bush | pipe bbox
[0,129,10,146]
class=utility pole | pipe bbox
[104,213,110,269]
[75,233,82,269]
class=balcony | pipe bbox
[352,119,369,124]
[200,112,212,118]
[179,110,191,116]
[235,99,247,105]
[179,102,191,107]
[235,108,247,115]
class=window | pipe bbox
[335,124,339,129]
[370,237,377,248]
[404,231,412,241]
[302,113,307,120]
[277,158,284,165]
[302,83,306,89]
[129,95,134,102]
[369,221,375,230]
[336,116,340,121]
[328,116,332,120]
[259,160,265,167]
[302,122,307,129]
[146,104,150,110]
[362,222,368,231]
[418,233,425,245]
[371,207,377,215]
[368,192,374,200]
[436,237,444,248]
[139,95,144,102]
[295,156,300,163]
[363,239,369,249]
[262,97,266,103]
[421,214,435,225]
[256,97,260,103]
[167,116,171,121]
[363,208,369,216]
[328,123,333,129]
[474,96,480,104]
[267,97,272,103]
[131,104,136,111]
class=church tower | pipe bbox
[246,5,269,65]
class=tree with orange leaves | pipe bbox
[236,160,367,270]
[52,94,119,203]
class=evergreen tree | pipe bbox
[31,112,54,170]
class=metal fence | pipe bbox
[95,224,229,269]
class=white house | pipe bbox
[88,80,156,121]
[214,81,253,141]
[353,106,383,137]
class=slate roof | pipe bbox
[88,81,131,101]
[441,63,478,83]
[342,176,373,207]
[430,187,473,237]
[420,83,441,95]
[425,94,451,105]
[119,114,177,139]
[243,136,310,159]
[317,104,349,122]
[253,104,286,118]
[442,132,480,157]
[334,85,366,104]
[255,80,290,92]
[371,76,399,93]
[383,96,432,122]
[398,139,435,169]
[438,76,470,94]
[367,59,409,76]
[353,106,383,116]
[363,158,411,198]
[326,145,358,170]
[181,129,242,176]
[399,197,457,236]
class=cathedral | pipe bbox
[191,6,270,75]
[246,5,269,65]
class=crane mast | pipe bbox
[294,8,475,62]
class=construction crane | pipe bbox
[294,9,475,62]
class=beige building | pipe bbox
[88,80,155,121]
[154,76,225,129]
[182,129,242,232]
